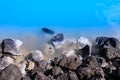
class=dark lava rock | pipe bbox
[50,33,64,47]
[75,45,90,59]
[96,57,107,67]
[77,67,94,79]
[103,64,118,80]
[96,37,120,60]
[56,73,69,80]
[59,55,82,70]
[84,56,99,69]
[21,76,31,80]
[42,28,55,35]
[104,46,120,60]
[91,68,105,80]
[33,60,47,74]
[69,70,78,80]
[53,57,60,66]
[0,64,22,80]
[96,37,120,48]
[52,66,63,76]
[34,72,50,80]
[1,38,19,56]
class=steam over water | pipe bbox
[0,0,120,50]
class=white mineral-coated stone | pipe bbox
[63,50,76,57]
[53,41,65,49]
[14,39,23,50]
[0,56,14,70]
[30,50,43,62]
[18,61,27,77]
[77,37,92,55]
[5,38,23,56]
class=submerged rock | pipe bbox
[75,45,90,59]
[50,33,64,48]
[29,50,43,62]
[77,37,92,56]
[1,38,23,56]
[42,28,55,35]
[0,64,22,80]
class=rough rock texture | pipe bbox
[50,33,64,48]
[0,64,22,80]
[77,37,92,55]
[59,55,82,70]
[28,50,43,62]
[52,66,63,76]
[96,37,120,60]
[1,38,22,56]
[18,61,27,76]
[0,37,120,80]
[33,72,50,80]
[0,56,14,70]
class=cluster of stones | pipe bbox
[0,33,120,80]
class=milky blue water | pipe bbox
[0,0,120,42]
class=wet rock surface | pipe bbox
[0,37,120,80]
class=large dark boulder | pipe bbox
[96,37,120,48]
[96,37,120,60]
[0,64,22,80]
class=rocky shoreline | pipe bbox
[0,33,120,80]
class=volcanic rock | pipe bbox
[50,33,64,48]
[28,50,43,62]
[1,38,23,56]
[0,64,22,80]
[0,56,14,70]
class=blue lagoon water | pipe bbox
[0,0,120,49]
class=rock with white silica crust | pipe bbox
[0,56,14,70]
[1,38,23,56]
[62,50,76,57]
[29,50,43,62]
[18,61,27,77]
[77,37,92,56]
[50,33,65,49]
[14,39,23,50]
